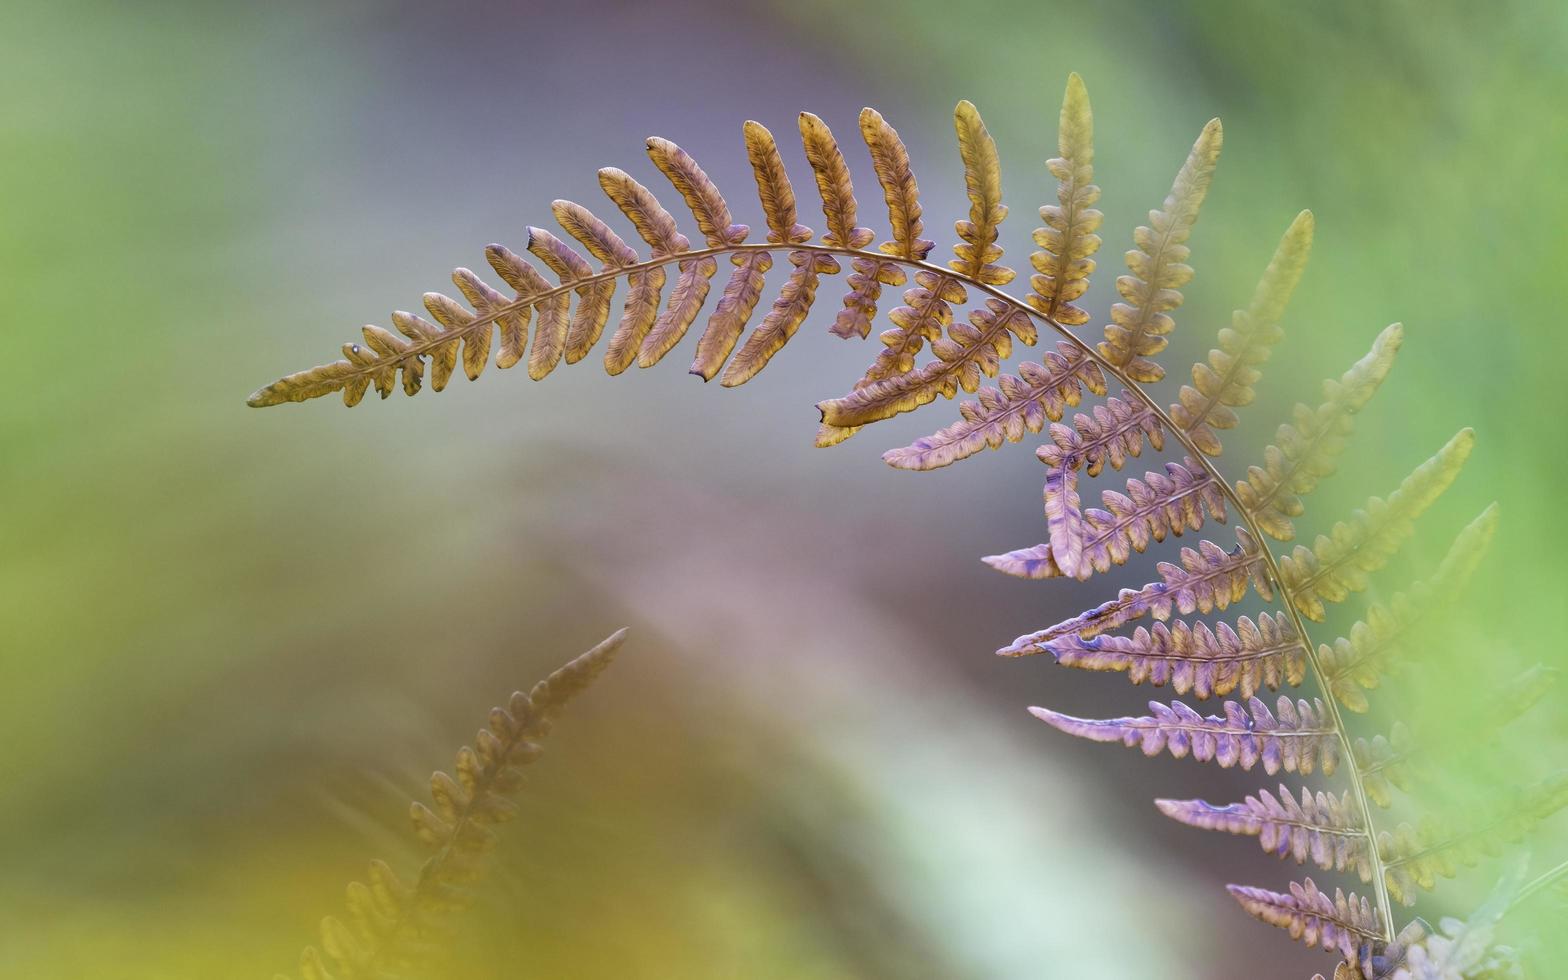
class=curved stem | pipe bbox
[1510,858,1568,914]
[307,241,1398,940]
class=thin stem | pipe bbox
[1509,858,1568,914]
[297,242,1398,939]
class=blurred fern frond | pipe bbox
[278,629,626,980]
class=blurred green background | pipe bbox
[4,1,1564,976]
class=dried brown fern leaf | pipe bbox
[280,629,626,980]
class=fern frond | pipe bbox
[860,107,932,263]
[1027,72,1101,326]
[1158,785,1373,881]
[827,108,926,342]
[816,297,1037,428]
[1279,429,1475,621]
[1096,118,1222,383]
[524,226,610,366]
[1030,612,1305,699]
[688,120,807,381]
[1355,665,1557,809]
[723,249,840,387]
[1235,323,1404,540]
[999,529,1270,654]
[1029,695,1340,775]
[286,630,626,980]
[1379,774,1568,906]
[1319,505,1499,712]
[1035,396,1165,477]
[880,344,1106,470]
[986,457,1225,582]
[797,111,872,250]
[951,100,1011,286]
[1228,878,1385,962]
[819,101,1015,443]
[1170,209,1314,456]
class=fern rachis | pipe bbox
[251,75,1562,976]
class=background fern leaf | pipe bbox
[1379,774,1568,906]
[1170,209,1314,456]
[286,629,625,980]
[1235,322,1404,540]
[1280,428,1475,621]
[1319,504,1499,712]
[1096,118,1222,382]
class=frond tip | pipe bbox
[284,629,627,980]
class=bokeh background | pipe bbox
[4,1,1565,977]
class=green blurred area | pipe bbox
[2,1,1564,977]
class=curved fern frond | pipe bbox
[1031,612,1305,699]
[1158,785,1373,881]
[1096,117,1222,383]
[1379,774,1568,906]
[999,529,1270,654]
[1279,429,1475,622]
[1037,395,1165,476]
[251,79,1542,976]
[1027,72,1101,326]
[1029,695,1340,775]
[1228,878,1385,963]
[283,630,626,980]
[986,457,1224,582]
[1235,323,1404,540]
[1319,505,1499,712]
[1170,209,1314,456]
